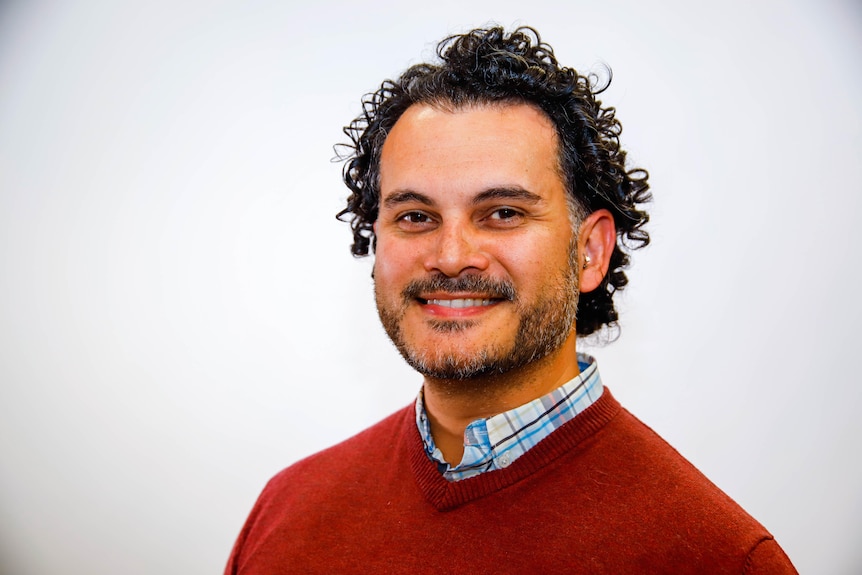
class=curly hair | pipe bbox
[337,26,651,336]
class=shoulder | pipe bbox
[260,404,415,500]
[596,406,760,521]
[225,405,417,574]
[578,402,793,570]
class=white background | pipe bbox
[1,0,860,573]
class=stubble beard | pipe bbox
[374,248,580,381]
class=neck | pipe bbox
[422,333,580,465]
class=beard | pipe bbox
[374,248,579,381]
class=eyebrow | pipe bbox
[382,190,434,209]
[471,187,543,205]
[381,186,543,209]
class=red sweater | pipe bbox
[226,389,796,574]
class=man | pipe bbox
[226,26,796,574]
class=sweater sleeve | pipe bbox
[742,537,798,575]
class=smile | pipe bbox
[424,298,495,308]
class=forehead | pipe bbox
[378,102,562,199]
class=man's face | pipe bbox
[373,102,579,380]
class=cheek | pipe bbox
[496,235,573,287]
[495,235,555,269]
[373,240,414,292]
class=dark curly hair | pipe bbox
[337,26,651,336]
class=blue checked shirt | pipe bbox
[415,353,604,482]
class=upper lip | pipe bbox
[403,275,516,302]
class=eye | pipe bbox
[484,207,524,227]
[401,212,431,223]
[395,211,436,231]
[489,207,521,220]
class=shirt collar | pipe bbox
[415,353,604,482]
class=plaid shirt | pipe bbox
[415,353,604,482]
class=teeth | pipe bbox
[428,298,493,308]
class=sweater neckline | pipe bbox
[406,387,622,511]
[414,354,604,482]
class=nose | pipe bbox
[423,221,491,277]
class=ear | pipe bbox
[577,209,616,293]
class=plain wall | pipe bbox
[1,0,860,573]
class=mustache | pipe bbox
[402,274,517,301]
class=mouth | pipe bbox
[404,276,516,309]
[417,297,498,308]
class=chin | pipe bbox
[398,334,516,380]
[405,352,506,381]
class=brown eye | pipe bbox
[403,212,430,223]
[483,207,525,229]
[492,208,520,220]
[395,211,436,231]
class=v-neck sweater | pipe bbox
[226,388,797,574]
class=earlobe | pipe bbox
[578,209,616,293]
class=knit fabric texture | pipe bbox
[226,388,797,574]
